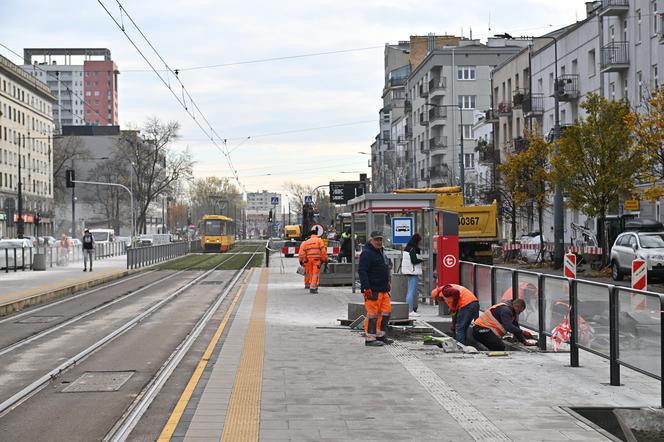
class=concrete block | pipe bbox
[390,274,408,302]
[327,262,352,273]
[347,301,409,321]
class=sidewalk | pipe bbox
[174,255,660,441]
[0,254,129,315]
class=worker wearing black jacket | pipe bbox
[358,231,392,347]
[471,299,536,350]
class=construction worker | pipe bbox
[431,284,479,345]
[339,227,353,263]
[358,231,392,347]
[471,299,536,351]
[298,229,328,294]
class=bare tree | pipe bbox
[53,136,90,203]
[189,176,243,222]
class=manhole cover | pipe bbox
[62,371,134,393]
[16,315,63,324]
[200,281,224,285]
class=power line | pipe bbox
[96,0,243,191]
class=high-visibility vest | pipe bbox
[474,302,511,337]
[299,235,327,262]
[432,284,478,312]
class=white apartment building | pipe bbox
[468,111,494,205]
[246,190,281,215]
[0,54,55,238]
[406,38,529,193]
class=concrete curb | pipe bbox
[0,268,143,317]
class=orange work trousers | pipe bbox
[304,260,322,289]
[364,291,392,339]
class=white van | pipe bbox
[89,229,115,244]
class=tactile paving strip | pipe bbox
[386,342,511,441]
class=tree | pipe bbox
[115,118,194,233]
[52,136,90,203]
[552,93,643,264]
[189,176,243,222]
[626,87,664,201]
[497,152,529,247]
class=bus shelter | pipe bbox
[348,193,438,298]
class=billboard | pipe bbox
[329,181,367,204]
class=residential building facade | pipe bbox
[0,53,55,238]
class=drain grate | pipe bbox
[62,371,135,393]
[16,315,63,324]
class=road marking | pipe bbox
[157,269,252,441]
[386,342,510,441]
[221,267,268,442]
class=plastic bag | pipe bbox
[296,265,305,275]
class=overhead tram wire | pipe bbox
[96,0,243,190]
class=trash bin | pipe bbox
[33,253,46,271]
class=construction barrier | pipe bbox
[564,253,576,279]
[631,259,647,291]
[502,243,602,255]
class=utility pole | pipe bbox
[17,136,24,239]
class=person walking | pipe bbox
[401,233,423,317]
[298,229,328,293]
[359,231,393,347]
[431,284,479,345]
[471,299,536,350]
[82,229,95,272]
[339,227,353,263]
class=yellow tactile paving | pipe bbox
[220,267,269,442]
[157,269,252,442]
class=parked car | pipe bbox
[0,238,34,269]
[115,236,132,247]
[610,231,664,280]
[89,229,115,244]
[519,233,552,263]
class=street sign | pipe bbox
[271,196,280,205]
[391,217,413,244]
[304,195,313,204]
[443,254,457,268]
[329,181,367,204]
[624,199,640,211]
[311,224,325,236]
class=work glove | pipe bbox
[363,289,378,301]
[524,339,538,346]
[522,330,533,339]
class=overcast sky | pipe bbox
[2,0,582,196]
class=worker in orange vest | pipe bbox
[471,299,536,350]
[298,229,328,294]
[431,284,479,345]
[501,282,537,302]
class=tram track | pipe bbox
[0,245,263,420]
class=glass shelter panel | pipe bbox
[475,265,492,309]
[617,289,661,377]
[576,281,611,356]
[516,273,539,329]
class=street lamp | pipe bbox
[425,102,465,197]
[495,33,564,268]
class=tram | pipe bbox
[199,215,235,252]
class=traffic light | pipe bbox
[35,212,41,224]
[65,169,75,188]
[268,209,273,222]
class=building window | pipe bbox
[460,124,473,139]
[653,65,659,91]
[458,95,476,109]
[624,79,629,100]
[610,82,616,100]
[638,71,643,102]
[588,49,596,77]
[549,73,554,95]
[637,9,642,42]
[652,1,658,35]
[457,66,476,80]
[464,153,474,168]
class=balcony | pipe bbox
[555,74,580,102]
[484,109,498,122]
[429,136,448,154]
[522,93,544,116]
[428,107,448,127]
[387,76,407,88]
[497,102,512,116]
[512,89,527,108]
[419,85,429,98]
[428,77,447,97]
[599,0,628,16]
[601,41,629,72]
[404,99,412,112]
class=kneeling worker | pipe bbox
[431,284,479,345]
[471,299,536,351]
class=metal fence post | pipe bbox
[265,246,270,267]
[538,273,546,351]
[490,267,497,305]
[21,248,25,271]
[569,279,579,367]
[609,285,620,386]
[471,264,477,294]
[660,295,664,408]
[511,269,518,300]
[13,248,17,272]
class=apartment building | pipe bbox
[0,53,55,238]
[21,48,119,132]
[406,37,529,193]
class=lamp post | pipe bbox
[17,136,24,239]
[425,102,465,198]
[495,33,563,268]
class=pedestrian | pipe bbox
[358,230,393,347]
[471,299,536,350]
[401,233,423,317]
[58,234,71,266]
[298,229,328,293]
[339,227,353,263]
[431,284,479,345]
[82,228,95,272]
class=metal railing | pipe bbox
[126,241,191,269]
[601,41,629,69]
[459,260,664,407]
[1,243,127,273]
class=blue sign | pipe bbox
[271,196,279,205]
[392,217,414,245]
[304,195,313,204]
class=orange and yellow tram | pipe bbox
[199,215,236,252]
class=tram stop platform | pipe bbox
[168,255,662,442]
[0,254,129,316]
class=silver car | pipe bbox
[610,231,664,280]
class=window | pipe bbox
[464,153,474,168]
[549,73,554,95]
[85,91,91,97]
[458,95,476,109]
[610,25,615,42]
[652,1,658,34]
[624,78,629,99]
[588,49,595,77]
[610,82,616,100]
[457,66,476,80]
[653,64,659,90]
[460,124,473,139]
[637,9,642,42]
[94,91,100,96]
